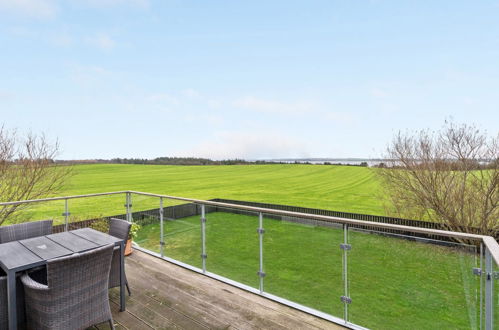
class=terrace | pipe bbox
[1,191,498,330]
[100,250,343,329]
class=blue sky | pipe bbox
[1,0,498,160]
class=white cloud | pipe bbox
[175,131,309,160]
[180,88,200,98]
[71,0,149,9]
[370,87,389,99]
[0,90,15,101]
[48,32,73,46]
[323,111,356,124]
[86,33,116,51]
[0,0,57,19]
[68,64,110,86]
[146,93,179,105]
[8,26,73,47]
[463,97,474,105]
[233,96,315,115]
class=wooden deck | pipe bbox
[93,250,345,330]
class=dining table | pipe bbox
[0,228,126,330]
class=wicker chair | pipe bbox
[21,244,115,330]
[1,270,26,329]
[0,220,53,243]
[108,218,132,296]
[0,220,51,328]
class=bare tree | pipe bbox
[0,126,72,225]
[379,121,498,236]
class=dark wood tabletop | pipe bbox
[0,241,43,272]
[46,231,99,252]
[71,228,122,246]
[0,229,122,273]
[19,236,73,260]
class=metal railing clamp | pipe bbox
[340,296,352,304]
[340,243,352,251]
[201,254,207,259]
[61,212,71,217]
[257,271,266,278]
[257,228,265,234]
[473,268,482,276]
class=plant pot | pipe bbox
[124,239,133,256]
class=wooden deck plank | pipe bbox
[130,255,312,330]
[124,259,237,329]
[109,299,154,329]
[113,250,345,330]
[109,290,180,329]
[125,290,210,330]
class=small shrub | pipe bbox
[90,218,109,233]
[129,223,141,240]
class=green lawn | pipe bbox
[135,211,484,330]
[19,163,386,224]
[5,164,498,328]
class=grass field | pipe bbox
[6,164,498,327]
[134,211,484,330]
[20,163,387,223]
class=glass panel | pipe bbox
[348,228,480,330]
[263,213,344,319]
[156,199,203,268]
[129,195,161,252]
[68,194,125,232]
[494,258,498,330]
[205,206,260,289]
[14,199,65,227]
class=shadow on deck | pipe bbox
[93,250,345,330]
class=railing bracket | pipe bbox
[201,217,207,223]
[257,271,266,278]
[61,212,71,217]
[340,243,352,251]
[124,204,132,208]
[257,228,265,234]
[473,268,482,276]
[201,254,207,259]
[159,241,165,246]
[340,296,352,304]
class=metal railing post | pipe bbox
[159,197,164,258]
[257,212,265,293]
[201,204,207,273]
[341,224,351,322]
[485,247,494,330]
[125,192,132,222]
[63,198,70,232]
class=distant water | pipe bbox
[262,159,387,166]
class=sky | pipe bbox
[0,0,498,160]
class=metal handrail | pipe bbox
[0,191,128,206]
[1,189,499,265]
[128,190,499,264]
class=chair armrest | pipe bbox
[21,273,49,292]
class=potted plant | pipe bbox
[126,222,141,256]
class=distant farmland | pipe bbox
[19,163,386,223]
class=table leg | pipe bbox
[120,241,125,312]
[7,270,17,330]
